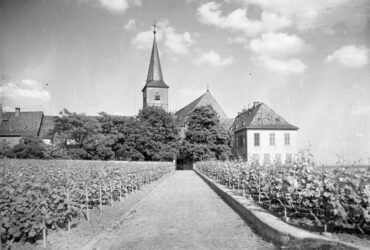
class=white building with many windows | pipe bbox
[231,102,298,164]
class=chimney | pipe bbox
[15,107,20,117]
[253,102,260,108]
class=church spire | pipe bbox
[146,23,163,82]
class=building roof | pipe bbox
[143,33,169,91]
[232,102,298,131]
[174,90,228,127]
[39,115,56,139]
[220,118,235,131]
[0,111,43,136]
[144,80,169,89]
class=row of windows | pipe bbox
[252,153,293,164]
[255,133,290,146]
[235,132,290,148]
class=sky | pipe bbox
[0,0,369,164]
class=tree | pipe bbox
[52,109,114,160]
[0,140,11,158]
[98,113,141,160]
[181,105,231,161]
[135,106,180,161]
[9,136,48,159]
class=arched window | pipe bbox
[155,91,160,100]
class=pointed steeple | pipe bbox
[142,23,169,111]
[146,24,163,82]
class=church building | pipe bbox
[0,24,299,163]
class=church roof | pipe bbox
[232,102,298,131]
[0,111,43,136]
[174,90,228,127]
[143,32,168,91]
[39,115,56,139]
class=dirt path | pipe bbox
[88,171,275,250]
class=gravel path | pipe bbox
[91,171,275,250]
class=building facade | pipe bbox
[0,106,55,147]
[232,102,298,164]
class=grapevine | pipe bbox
[196,160,370,235]
[0,159,174,248]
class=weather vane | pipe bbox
[152,21,157,35]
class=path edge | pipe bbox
[80,171,175,250]
[194,169,367,250]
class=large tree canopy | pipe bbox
[51,107,180,161]
[135,106,180,161]
[181,105,231,161]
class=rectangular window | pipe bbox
[254,133,260,146]
[286,153,292,163]
[284,133,290,145]
[275,153,282,164]
[252,153,260,163]
[242,136,246,147]
[263,153,270,164]
[155,94,160,100]
[235,137,239,148]
[269,133,275,146]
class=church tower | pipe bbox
[142,24,169,111]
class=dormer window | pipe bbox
[155,91,160,100]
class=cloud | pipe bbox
[192,50,234,67]
[248,32,309,58]
[351,105,370,115]
[233,0,352,31]
[94,0,141,14]
[178,88,205,100]
[197,2,291,36]
[124,19,136,30]
[326,45,369,68]
[227,36,248,44]
[0,79,51,110]
[254,56,307,75]
[132,20,194,55]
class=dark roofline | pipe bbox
[234,126,299,133]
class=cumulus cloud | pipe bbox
[351,105,370,115]
[197,2,291,37]
[192,50,234,67]
[233,0,352,31]
[254,56,307,75]
[326,45,369,68]
[227,36,248,44]
[124,19,136,30]
[132,20,194,55]
[94,0,141,14]
[248,32,309,58]
[0,79,51,110]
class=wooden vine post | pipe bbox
[110,180,114,207]
[66,189,71,231]
[42,217,47,248]
[99,185,103,215]
[85,185,90,222]
[119,180,123,201]
[0,224,2,250]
